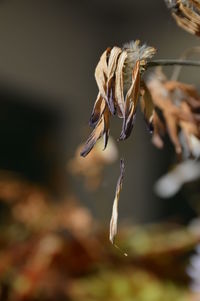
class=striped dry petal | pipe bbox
[120,61,140,140]
[81,103,110,157]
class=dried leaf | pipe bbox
[102,106,110,150]
[109,159,125,244]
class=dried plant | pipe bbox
[80,34,200,244]
[165,0,200,36]
[80,40,156,157]
[81,41,200,158]
[144,70,200,155]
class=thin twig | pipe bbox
[171,47,200,80]
[147,59,200,68]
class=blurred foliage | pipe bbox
[0,170,198,301]
[69,269,189,301]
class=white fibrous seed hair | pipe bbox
[122,40,156,95]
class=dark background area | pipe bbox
[0,0,198,224]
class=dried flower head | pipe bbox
[81,40,156,157]
[144,70,200,155]
[165,0,200,36]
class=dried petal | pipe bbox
[179,101,199,153]
[152,112,165,149]
[140,83,154,132]
[81,106,110,157]
[102,106,110,150]
[146,73,200,154]
[109,159,125,244]
[115,51,128,117]
[95,48,111,101]
[89,93,106,128]
[120,61,140,140]
[164,111,182,154]
[106,47,122,114]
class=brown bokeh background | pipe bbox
[0,0,198,224]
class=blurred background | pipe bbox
[0,0,199,223]
[0,1,200,300]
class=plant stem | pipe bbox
[147,59,200,68]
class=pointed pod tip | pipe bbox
[80,145,91,157]
[80,150,87,157]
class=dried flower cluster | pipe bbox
[81,40,200,158]
[165,0,200,36]
[81,40,156,157]
[144,71,200,156]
